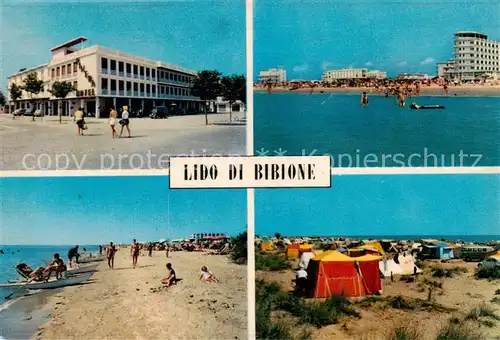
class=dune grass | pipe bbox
[436,319,484,340]
[475,266,500,279]
[385,295,454,313]
[431,266,468,278]
[385,323,424,340]
[255,252,291,271]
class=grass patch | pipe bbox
[491,297,500,304]
[495,289,500,295]
[436,320,484,340]
[421,278,443,289]
[229,231,247,265]
[432,266,468,278]
[385,295,454,313]
[385,323,424,340]
[356,296,385,308]
[256,252,291,271]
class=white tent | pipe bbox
[379,259,403,277]
[397,254,422,275]
[299,252,315,269]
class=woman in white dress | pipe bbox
[109,106,118,138]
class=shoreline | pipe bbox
[254,86,500,97]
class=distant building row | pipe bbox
[437,31,500,81]
[322,68,387,82]
[258,68,287,84]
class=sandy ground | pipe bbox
[0,113,245,170]
[257,259,500,340]
[35,250,247,340]
[254,85,500,96]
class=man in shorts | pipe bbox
[107,242,116,269]
[67,245,79,269]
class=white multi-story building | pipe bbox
[6,37,202,117]
[437,60,456,78]
[258,68,286,84]
[438,31,500,80]
[322,68,387,82]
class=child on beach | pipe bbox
[200,266,220,283]
[161,263,176,287]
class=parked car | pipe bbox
[13,108,26,116]
[150,106,168,119]
[478,256,500,269]
[23,107,35,116]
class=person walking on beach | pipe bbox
[109,106,118,138]
[443,82,449,96]
[107,242,116,269]
[119,105,131,138]
[67,245,79,269]
[99,245,103,255]
[131,239,140,269]
[73,107,85,136]
[360,92,369,107]
[165,244,170,258]
[148,243,153,257]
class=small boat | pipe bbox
[78,255,105,263]
[410,104,445,110]
[0,273,93,289]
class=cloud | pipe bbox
[365,61,373,67]
[397,61,408,67]
[292,63,309,73]
[322,61,333,70]
[420,57,436,65]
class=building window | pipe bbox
[52,69,55,78]
[152,85,156,94]
[73,62,78,73]
[140,83,145,92]
[133,65,138,75]
[119,61,124,73]
[62,65,66,76]
[101,58,108,70]
[119,80,124,92]
[67,64,72,75]
[146,68,150,77]
[146,84,151,93]
[110,60,116,71]
[101,78,108,89]
[160,86,164,94]
[56,67,60,77]
[140,66,144,76]
[110,79,116,91]
[174,74,178,81]
[152,69,156,79]
[73,81,78,90]
[126,81,131,91]
[126,63,131,74]
[133,83,138,91]
[169,72,173,80]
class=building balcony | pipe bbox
[126,90,132,96]
[102,89,109,95]
[133,74,138,79]
[140,75,145,80]
[110,90,117,96]
[133,91,139,96]
[110,70,117,76]
[119,72,125,77]
[126,73,132,78]
[118,90,125,96]
[140,92,145,96]
[101,68,108,74]
[146,76,151,81]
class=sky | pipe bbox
[0,176,246,245]
[0,0,245,92]
[254,0,500,80]
[255,174,500,237]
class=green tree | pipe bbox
[230,231,247,265]
[22,73,44,121]
[0,90,5,107]
[220,74,246,122]
[9,84,23,118]
[49,81,75,123]
[191,70,222,125]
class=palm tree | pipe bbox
[49,81,76,123]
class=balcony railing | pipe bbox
[126,90,132,96]
[119,90,124,96]
[101,68,108,74]
[119,72,125,77]
[158,78,191,86]
[133,74,138,79]
[110,90,117,95]
[110,70,117,76]
[133,91,139,96]
[102,89,109,95]
[126,73,132,78]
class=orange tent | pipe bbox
[306,251,382,298]
[286,244,312,258]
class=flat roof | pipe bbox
[8,63,48,78]
[50,37,88,52]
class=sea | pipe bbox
[254,93,500,167]
[0,245,99,306]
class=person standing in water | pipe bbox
[443,82,449,96]
[107,242,116,269]
[119,105,131,138]
[360,92,369,107]
[109,106,118,138]
[131,239,140,269]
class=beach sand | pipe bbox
[254,85,500,96]
[34,250,247,340]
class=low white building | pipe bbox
[258,68,286,84]
[212,96,245,114]
[322,68,387,82]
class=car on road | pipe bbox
[150,106,168,119]
[478,256,500,269]
[13,108,26,116]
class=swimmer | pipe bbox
[360,92,369,106]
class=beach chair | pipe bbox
[15,263,45,282]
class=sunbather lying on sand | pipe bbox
[200,266,220,283]
[161,263,176,287]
